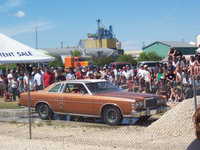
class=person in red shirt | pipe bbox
[76,68,83,79]
[43,67,54,88]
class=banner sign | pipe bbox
[0,51,33,57]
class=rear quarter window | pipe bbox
[49,84,62,93]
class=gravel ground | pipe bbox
[147,97,200,137]
[0,97,199,150]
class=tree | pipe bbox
[138,52,162,61]
[46,53,64,68]
[0,64,16,70]
[48,57,64,68]
[72,49,81,57]
[92,56,115,67]
[116,54,137,67]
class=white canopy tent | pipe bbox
[0,33,55,139]
[0,33,54,64]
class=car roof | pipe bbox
[138,61,162,63]
[59,79,107,84]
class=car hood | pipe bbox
[95,91,163,101]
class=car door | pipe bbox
[62,83,94,115]
[46,83,65,112]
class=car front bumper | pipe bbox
[126,106,169,118]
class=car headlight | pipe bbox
[132,102,144,109]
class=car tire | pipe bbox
[103,106,122,125]
[38,104,53,120]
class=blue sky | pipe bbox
[0,0,200,51]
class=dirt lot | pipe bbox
[0,119,195,150]
[0,97,199,150]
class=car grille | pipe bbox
[144,98,157,108]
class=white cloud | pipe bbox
[0,21,53,36]
[0,0,22,12]
[14,10,25,17]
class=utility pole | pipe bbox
[35,24,38,50]
[61,41,63,48]
[97,19,101,48]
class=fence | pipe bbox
[0,80,199,150]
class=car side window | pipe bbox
[64,83,88,94]
[49,84,61,93]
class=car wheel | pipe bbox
[103,107,122,125]
[38,104,53,120]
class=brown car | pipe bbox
[19,80,168,125]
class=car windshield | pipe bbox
[86,81,120,94]
[78,57,85,61]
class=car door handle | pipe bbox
[62,96,66,98]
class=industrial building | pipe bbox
[42,19,123,63]
[124,50,142,60]
[143,41,198,58]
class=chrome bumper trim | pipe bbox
[124,106,169,118]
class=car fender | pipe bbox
[100,103,124,117]
[35,101,53,112]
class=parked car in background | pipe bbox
[19,80,168,125]
[109,62,133,69]
[136,61,164,69]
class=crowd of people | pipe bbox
[1,46,200,102]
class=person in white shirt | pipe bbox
[10,76,19,101]
[142,65,150,93]
[7,69,13,94]
[137,65,145,79]
[142,65,150,83]
[100,67,106,79]
[34,69,43,90]
[172,57,179,68]
[40,66,44,75]
[112,66,118,80]
[122,66,133,80]
[66,69,75,80]
[86,67,94,78]
[29,75,36,91]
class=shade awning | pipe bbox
[0,33,55,64]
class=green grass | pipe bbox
[0,97,22,109]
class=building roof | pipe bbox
[41,47,118,58]
[143,41,197,49]
[124,50,142,55]
[160,41,197,48]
